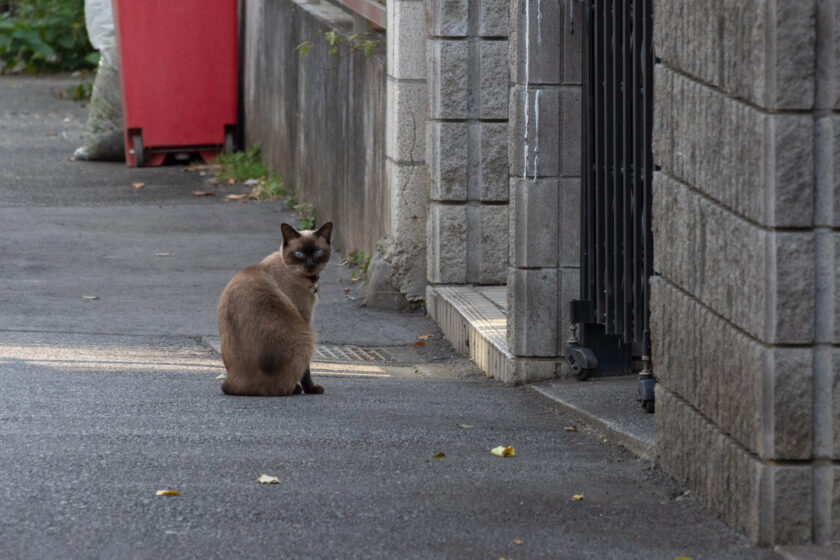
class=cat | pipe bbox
[218,222,333,396]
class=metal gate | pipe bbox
[564,0,656,412]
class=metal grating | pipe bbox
[581,0,654,347]
[313,345,392,363]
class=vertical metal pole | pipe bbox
[621,0,632,344]
[602,0,613,333]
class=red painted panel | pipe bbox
[113,0,237,166]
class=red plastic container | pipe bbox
[112,0,238,167]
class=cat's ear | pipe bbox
[280,223,301,245]
[315,222,333,244]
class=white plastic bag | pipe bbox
[74,0,124,161]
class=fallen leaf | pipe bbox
[132,182,145,189]
[225,193,250,200]
[572,493,584,501]
[513,539,524,545]
[490,445,515,458]
[227,177,236,184]
[256,474,280,484]
[564,425,578,432]
[417,333,433,340]
[192,191,216,197]
[81,295,99,300]
[155,489,179,496]
[414,341,425,347]
[432,452,446,459]
[215,372,226,380]
[457,424,473,429]
[343,288,351,294]
[156,252,171,257]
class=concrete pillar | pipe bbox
[425,0,510,288]
[506,0,582,381]
[365,0,428,309]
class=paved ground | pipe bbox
[0,75,782,560]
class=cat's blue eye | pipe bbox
[314,250,323,257]
[294,251,304,259]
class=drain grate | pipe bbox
[314,345,392,363]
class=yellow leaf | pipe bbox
[132,182,145,189]
[432,452,446,459]
[572,493,584,501]
[155,489,179,496]
[490,445,515,458]
[513,539,524,545]
[256,474,280,484]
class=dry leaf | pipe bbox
[192,191,216,197]
[225,193,249,200]
[564,425,578,432]
[572,493,584,501]
[414,341,425,347]
[132,182,145,189]
[81,295,99,300]
[490,445,515,458]
[343,288,351,294]
[417,333,433,340]
[227,178,236,184]
[256,474,280,484]
[155,489,179,496]
[156,252,171,257]
[215,372,226,380]
[513,539,524,545]
[432,452,446,459]
[457,424,473,429]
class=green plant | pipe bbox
[347,250,372,283]
[295,202,316,230]
[62,80,91,100]
[250,172,285,201]
[215,144,268,183]
[0,0,98,73]
[296,30,382,59]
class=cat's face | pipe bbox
[280,222,333,280]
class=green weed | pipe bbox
[216,144,268,183]
[0,0,97,73]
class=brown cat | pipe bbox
[218,222,333,396]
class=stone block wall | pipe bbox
[241,0,387,254]
[652,0,840,547]
[507,0,582,379]
[425,0,510,286]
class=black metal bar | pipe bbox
[643,0,654,351]
[591,0,606,316]
[621,0,633,344]
[602,0,613,333]
[632,0,643,343]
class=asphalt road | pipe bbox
[0,75,780,560]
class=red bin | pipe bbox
[112,0,238,167]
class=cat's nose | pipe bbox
[305,257,315,268]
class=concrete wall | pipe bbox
[652,0,840,546]
[506,0,582,380]
[241,0,387,254]
[425,0,510,288]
